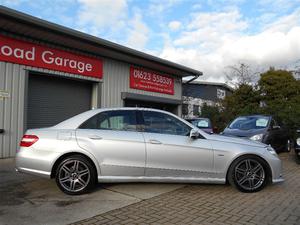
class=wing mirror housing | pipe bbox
[190,129,200,139]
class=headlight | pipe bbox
[250,133,264,142]
[266,146,277,156]
[296,138,300,146]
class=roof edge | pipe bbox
[184,80,234,91]
[0,6,203,77]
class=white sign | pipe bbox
[217,89,226,99]
[198,120,209,128]
[256,118,268,127]
[0,90,10,99]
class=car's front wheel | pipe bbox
[228,155,268,192]
[55,155,96,195]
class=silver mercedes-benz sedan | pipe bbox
[16,108,283,195]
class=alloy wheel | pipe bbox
[58,159,91,193]
[234,159,265,191]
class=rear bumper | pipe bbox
[16,147,60,179]
[16,167,50,178]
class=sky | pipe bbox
[1,0,300,82]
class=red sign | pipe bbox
[0,35,103,79]
[130,67,174,95]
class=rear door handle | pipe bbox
[88,135,103,140]
[149,139,162,144]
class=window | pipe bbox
[182,104,188,115]
[79,110,137,131]
[229,116,270,130]
[189,118,212,128]
[270,119,279,128]
[193,105,199,116]
[142,111,191,136]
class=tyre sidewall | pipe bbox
[55,155,96,195]
[228,155,268,193]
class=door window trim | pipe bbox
[78,109,140,132]
[139,110,195,137]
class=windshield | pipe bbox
[189,118,212,128]
[229,116,270,130]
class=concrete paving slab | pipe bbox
[102,183,185,200]
[0,158,184,225]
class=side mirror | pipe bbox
[190,129,200,139]
[272,125,281,130]
[297,130,300,133]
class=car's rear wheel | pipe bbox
[228,155,268,192]
[55,155,96,195]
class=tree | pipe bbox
[203,68,300,135]
[200,103,226,132]
[225,62,260,87]
[199,84,262,132]
[221,84,261,122]
[258,69,300,136]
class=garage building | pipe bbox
[0,6,202,158]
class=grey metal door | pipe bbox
[27,73,92,129]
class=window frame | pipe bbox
[78,110,140,132]
[139,110,193,136]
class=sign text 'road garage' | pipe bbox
[0,35,103,79]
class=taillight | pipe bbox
[20,135,39,147]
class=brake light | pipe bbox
[20,135,39,147]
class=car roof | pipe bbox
[51,107,189,130]
[236,115,271,118]
[187,118,211,120]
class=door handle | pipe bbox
[149,139,162,144]
[88,135,103,140]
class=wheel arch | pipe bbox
[50,152,99,182]
[225,153,273,184]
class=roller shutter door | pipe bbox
[27,74,92,129]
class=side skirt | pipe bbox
[98,176,226,184]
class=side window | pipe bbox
[270,119,277,127]
[79,110,137,131]
[142,111,191,136]
[182,104,188,115]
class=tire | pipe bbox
[228,155,269,193]
[55,155,96,195]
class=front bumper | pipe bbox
[268,154,284,184]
